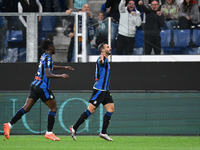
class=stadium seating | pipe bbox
[191,29,200,46]
[133,30,144,55]
[6,30,23,42]
[135,30,144,48]
[161,29,192,54]
[185,47,200,54]
[41,16,57,32]
[173,29,191,47]
[160,29,172,48]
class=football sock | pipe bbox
[101,111,112,134]
[46,131,53,135]
[47,111,56,132]
[73,109,91,131]
[10,108,26,125]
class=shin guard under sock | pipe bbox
[101,111,112,134]
[10,108,26,125]
[73,109,91,131]
[47,111,56,132]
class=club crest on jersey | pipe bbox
[48,61,51,66]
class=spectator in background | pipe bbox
[176,0,184,6]
[198,0,200,11]
[73,0,88,11]
[64,1,88,62]
[101,3,111,17]
[66,4,98,61]
[178,0,199,29]
[104,0,121,49]
[18,0,42,28]
[0,0,3,9]
[138,0,165,55]
[1,0,19,30]
[116,0,141,55]
[143,0,165,7]
[161,0,179,30]
[0,10,7,61]
[95,11,108,47]
[18,0,43,58]
[43,0,61,12]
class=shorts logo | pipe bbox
[93,101,97,105]
[50,95,53,99]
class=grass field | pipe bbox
[0,135,200,150]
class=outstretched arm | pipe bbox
[138,0,151,13]
[53,65,74,70]
[18,2,27,28]
[45,68,69,79]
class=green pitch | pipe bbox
[0,135,200,150]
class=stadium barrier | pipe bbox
[0,92,199,135]
[0,62,200,135]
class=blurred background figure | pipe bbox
[42,0,61,12]
[139,0,165,55]
[0,9,7,61]
[73,0,88,11]
[116,0,142,55]
[95,11,108,47]
[18,0,43,60]
[178,0,199,29]
[65,3,98,62]
[161,0,179,30]
[104,0,121,49]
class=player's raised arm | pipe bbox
[99,54,104,65]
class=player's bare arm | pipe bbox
[45,68,69,79]
[53,65,75,70]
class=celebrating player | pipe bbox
[69,43,114,141]
[3,39,74,141]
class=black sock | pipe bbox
[101,111,112,134]
[47,111,56,132]
[10,108,26,125]
[73,109,91,131]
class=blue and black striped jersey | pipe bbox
[93,56,111,91]
[31,53,53,89]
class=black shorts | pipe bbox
[28,84,55,103]
[89,89,113,108]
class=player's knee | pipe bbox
[88,107,96,114]
[108,108,114,113]
[107,106,114,113]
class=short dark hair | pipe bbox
[98,42,106,52]
[40,39,53,51]
[126,0,135,6]
[151,0,159,3]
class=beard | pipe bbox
[106,50,111,55]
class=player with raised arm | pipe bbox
[3,39,74,141]
[69,42,114,141]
